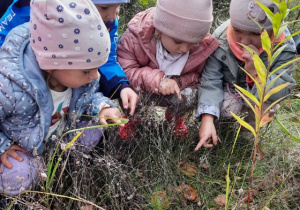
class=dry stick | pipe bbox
[110,83,122,100]
[23,191,105,210]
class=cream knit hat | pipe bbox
[30,0,110,70]
[230,0,278,33]
[153,0,213,43]
[92,0,130,4]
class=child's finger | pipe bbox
[212,134,218,145]
[0,155,13,169]
[99,118,108,125]
[175,86,181,99]
[129,97,138,116]
[203,143,214,148]
[7,150,24,162]
[12,145,28,154]
[195,137,207,150]
[110,118,122,124]
[122,97,129,110]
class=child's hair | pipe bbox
[29,0,110,71]
[153,0,213,43]
[91,0,130,4]
[229,0,278,33]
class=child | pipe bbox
[0,0,122,195]
[0,0,30,46]
[117,0,220,140]
[0,0,138,117]
[92,0,139,117]
[195,0,296,150]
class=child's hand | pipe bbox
[99,107,122,125]
[159,78,182,99]
[195,114,218,150]
[120,87,139,116]
[242,44,260,77]
[0,145,27,173]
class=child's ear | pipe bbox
[44,70,51,73]
[43,69,54,74]
[155,29,161,39]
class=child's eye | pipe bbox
[251,32,261,36]
[100,6,108,10]
[84,71,90,75]
[174,40,182,44]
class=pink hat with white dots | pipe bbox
[30,0,110,70]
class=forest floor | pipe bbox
[5,62,299,209]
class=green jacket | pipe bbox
[197,20,296,119]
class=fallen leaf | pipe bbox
[214,194,226,207]
[200,163,210,169]
[240,195,254,203]
[179,161,198,176]
[197,198,202,206]
[292,116,299,122]
[183,186,198,201]
[151,191,170,209]
[80,205,93,210]
[235,176,242,181]
[259,113,274,128]
[176,184,198,201]
[136,170,144,178]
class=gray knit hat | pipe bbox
[153,0,213,43]
[230,0,278,33]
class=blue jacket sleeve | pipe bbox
[0,0,30,47]
[99,18,130,99]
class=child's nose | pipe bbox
[107,8,119,20]
[90,69,99,80]
[240,37,251,45]
[180,44,190,53]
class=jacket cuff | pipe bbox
[195,104,220,120]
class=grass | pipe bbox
[2,86,300,209]
[2,63,300,209]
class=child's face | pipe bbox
[159,32,197,55]
[46,68,99,89]
[95,4,121,22]
[232,27,262,49]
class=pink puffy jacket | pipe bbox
[117,7,220,94]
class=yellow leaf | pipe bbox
[234,84,260,108]
[231,112,256,138]
[264,83,290,102]
[253,53,267,86]
[261,29,272,63]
